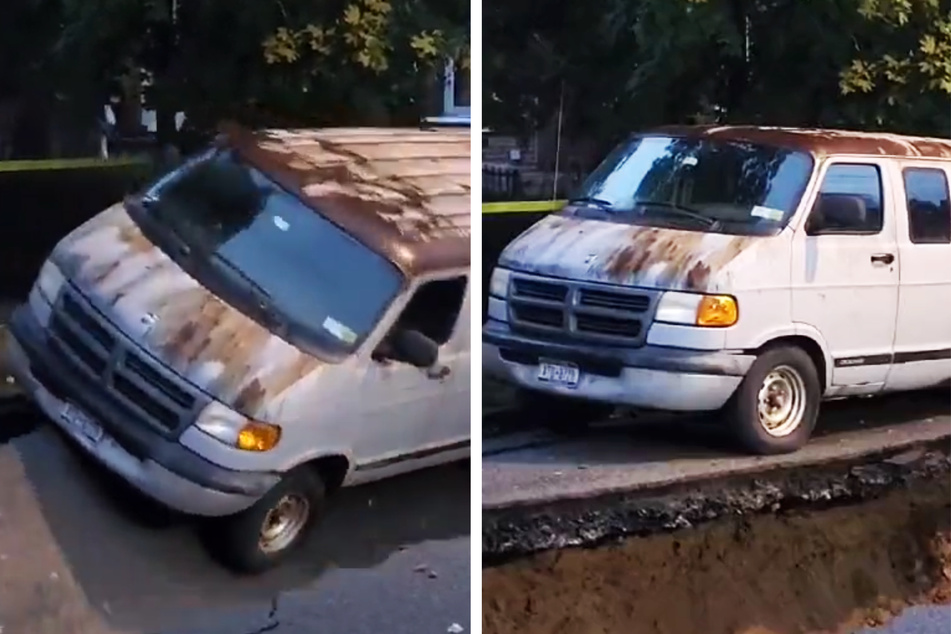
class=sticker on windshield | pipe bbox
[750,205,785,221]
[322,316,357,344]
[272,215,290,231]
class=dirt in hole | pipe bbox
[483,479,951,634]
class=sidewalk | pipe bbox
[0,433,126,634]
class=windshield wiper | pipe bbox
[208,253,271,306]
[130,195,289,336]
[126,194,197,260]
[568,196,614,209]
[195,247,289,335]
[635,201,719,229]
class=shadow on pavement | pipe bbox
[10,423,470,632]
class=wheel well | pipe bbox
[757,335,828,390]
[306,455,350,494]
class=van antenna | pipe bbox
[552,79,565,201]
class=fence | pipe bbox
[482,165,523,201]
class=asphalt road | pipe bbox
[482,389,951,509]
[0,421,471,634]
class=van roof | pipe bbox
[218,123,470,277]
[648,125,951,160]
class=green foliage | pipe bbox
[5,0,469,141]
[841,0,951,116]
[485,0,950,151]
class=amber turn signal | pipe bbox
[696,295,738,327]
[236,421,282,452]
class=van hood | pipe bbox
[498,213,760,292]
[51,204,324,420]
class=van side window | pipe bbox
[903,168,951,244]
[807,164,883,234]
[395,276,468,346]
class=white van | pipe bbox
[484,126,951,455]
[4,123,471,572]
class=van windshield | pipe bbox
[133,148,403,358]
[570,135,814,236]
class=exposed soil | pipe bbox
[482,478,951,634]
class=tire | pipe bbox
[520,389,615,435]
[209,466,326,574]
[722,345,821,455]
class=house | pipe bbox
[425,59,470,127]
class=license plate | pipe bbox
[61,403,103,443]
[537,359,581,388]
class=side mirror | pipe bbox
[389,329,439,368]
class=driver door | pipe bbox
[350,272,469,481]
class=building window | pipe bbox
[443,59,470,117]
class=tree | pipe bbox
[484,0,950,153]
[46,0,469,147]
[258,0,470,126]
[839,0,951,134]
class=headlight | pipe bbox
[655,291,738,327]
[36,260,66,303]
[196,401,282,452]
[489,267,511,298]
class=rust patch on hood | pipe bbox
[602,226,753,291]
[54,207,324,420]
[500,214,758,292]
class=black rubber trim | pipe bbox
[9,306,280,497]
[833,348,951,368]
[356,439,470,472]
[483,322,752,376]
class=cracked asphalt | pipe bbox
[0,421,471,634]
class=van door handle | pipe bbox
[870,253,895,265]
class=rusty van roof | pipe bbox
[647,125,951,160]
[217,122,470,277]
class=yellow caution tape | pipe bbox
[0,157,149,173]
[482,200,567,214]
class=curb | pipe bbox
[482,438,951,563]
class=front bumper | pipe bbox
[483,320,753,411]
[3,305,280,517]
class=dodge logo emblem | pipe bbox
[140,312,158,333]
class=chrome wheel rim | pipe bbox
[259,494,310,554]
[756,364,807,437]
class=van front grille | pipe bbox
[48,287,199,434]
[507,273,658,346]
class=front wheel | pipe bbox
[722,346,821,455]
[208,466,326,574]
